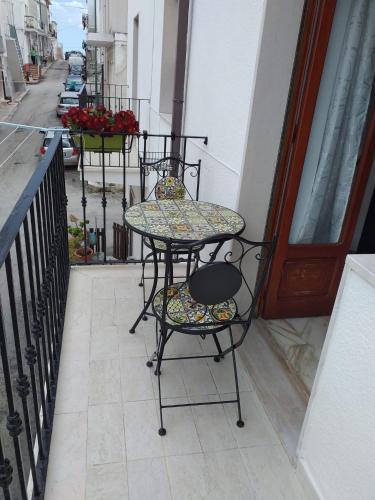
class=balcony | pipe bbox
[0,134,307,499]
[86,32,114,48]
[24,15,42,32]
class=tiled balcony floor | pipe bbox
[45,265,307,500]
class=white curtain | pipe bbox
[294,0,375,244]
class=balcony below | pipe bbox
[44,265,307,500]
[86,32,114,48]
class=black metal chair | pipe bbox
[138,155,202,305]
[149,233,275,435]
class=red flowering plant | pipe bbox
[61,105,139,135]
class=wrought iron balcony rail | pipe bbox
[79,82,149,119]
[0,133,69,499]
[68,131,207,265]
[24,16,42,31]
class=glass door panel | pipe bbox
[289,0,375,244]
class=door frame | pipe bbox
[261,0,375,318]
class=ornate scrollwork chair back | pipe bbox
[150,233,275,435]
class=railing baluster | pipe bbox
[15,232,45,462]
[0,436,12,500]
[5,253,40,496]
[101,135,107,261]
[80,133,88,265]
[35,189,56,384]
[23,213,48,432]
[30,200,52,406]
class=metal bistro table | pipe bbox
[124,199,245,333]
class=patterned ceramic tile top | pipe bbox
[153,282,237,330]
[124,200,245,242]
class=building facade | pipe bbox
[85,0,127,88]
[0,0,57,100]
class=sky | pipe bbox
[50,0,87,53]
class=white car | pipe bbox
[40,130,80,166]
[56,91,79,117]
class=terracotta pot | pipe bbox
[73,247,94,260]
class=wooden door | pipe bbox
[262,0,375,319]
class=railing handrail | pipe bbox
[0,132,62,267]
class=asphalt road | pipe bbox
[0,60,69,228]
[0,59,125,256]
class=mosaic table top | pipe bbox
[124,199,245,243]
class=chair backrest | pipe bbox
[139,155,201,202]
[155,176,186,200]
[169,233,276,349]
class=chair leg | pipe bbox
[138,237,145,287]
[146,320,160,368]
[156,330,167,436]
[212,333,224,362]
[229,327,244,428]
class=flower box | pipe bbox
[74,133,124,152]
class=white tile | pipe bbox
[124,400,163,460]
[92,278,116,300]
[160,398,201,456]
[208,354,254,394]
[114,277,142,300]
[44,412,87,500]
[90,325,119,360]
[166,453,211,500]
[167,450,255,500]
[60,326,90,361]
[191,394,236,452]
[89,358,121,405]
[127,457,172,500]
[222,391,279,447]
[164,332,203,356]
[114,298,144,326]
[151,359,186,398]
[205,449,255,500]
[118,327,148,358]
[63,271,92,332]
[240,445,307,500]
[181,358,217,396]
[85,463,128,500]
[87,403,125,465]
[55,359,89,414]
[120,356,155,401]
[92,298,115,327]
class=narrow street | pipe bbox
[0,60,125,257]
[0,60,67,227]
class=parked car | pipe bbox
[40,130,80,166]
[65,75,84,92]
[70,64,84,76]
[56,91,79,117]
[68,55,84,73]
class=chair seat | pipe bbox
[144,237,203,253]
[152,281,237,331]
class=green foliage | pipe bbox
[67,214,89,242]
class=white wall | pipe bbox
[127,0,268,206]
[127,0,306,237]
[297,255,375,500]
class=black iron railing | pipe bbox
[0,133,69,499]
[79,82,149,120]
[68,131,207,265]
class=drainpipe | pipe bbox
[170,0,189,176]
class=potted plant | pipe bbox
[61,105,139,152]
[68,214,94,261]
